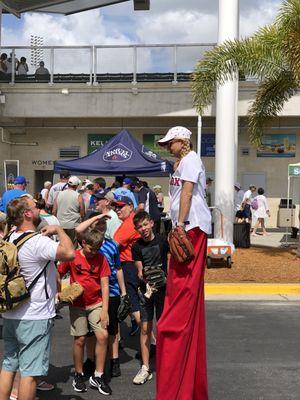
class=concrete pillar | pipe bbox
[0,8,2,46]
[215,0,239,242]
[197,115,202,156]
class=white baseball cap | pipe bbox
[158,126,192,145]
[68,176,81,187]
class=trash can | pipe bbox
[233,223,250,248]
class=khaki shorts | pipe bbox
[69,303,104,337]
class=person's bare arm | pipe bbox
[99,276,109,328]
[52,198,58,216]
[134,260,144,281]
[167,253,171,273]
[116,268,127,296]
[78,195,85,219]
[41,225,74,261]
[75,213,110,235]
[177,180,194,225]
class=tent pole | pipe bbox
[286,173,291,246]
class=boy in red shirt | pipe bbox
[58,229,111,395]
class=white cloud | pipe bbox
[1,0,282,74]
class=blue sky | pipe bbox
[2,0,281,74]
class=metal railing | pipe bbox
[0,43,215,85]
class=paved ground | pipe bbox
[1,301,300,400]
[250,229,298,248]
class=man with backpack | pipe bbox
[0,196,74,400]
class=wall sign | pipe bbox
[88,134,113,154]
[143,134,172,158]
[32,160,54,166]
[4,160,19,190]
[201,134,215,157]
[257,134,296,158]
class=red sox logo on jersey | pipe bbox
[170,176,181,186]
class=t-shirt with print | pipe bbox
[113,213,140,262]
[58,249,110,308]
[137,187,161,222]
[3,231,59,320]
[132,233,169,275]
[169,150,211,234]
[100,239,121,297]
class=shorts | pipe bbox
[140,287,166,322]
[69,303,105,337]
[2,318,53,377]
[121,261,140,313]
[108,296,120,336]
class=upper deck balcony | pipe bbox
[0,43,299,118]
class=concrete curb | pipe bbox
[205,283,300,296]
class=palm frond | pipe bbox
[248,71,297,145]
[277,0,300,80]
[192,25,286,114]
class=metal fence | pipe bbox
[0,43,215,85]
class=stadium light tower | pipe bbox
[30,35,44,68]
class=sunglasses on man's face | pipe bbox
[115,204,127,209]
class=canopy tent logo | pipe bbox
[103,144,133,162]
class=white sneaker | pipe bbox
[133,365,153,385]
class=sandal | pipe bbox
[36,380,55,391]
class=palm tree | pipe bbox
[192,0,300,146]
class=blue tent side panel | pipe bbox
[54,129,173,176]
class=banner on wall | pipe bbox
[88,134,113,154]
[257,134,296,158]
[143,134,172,158]
[201,134,215,157]
[4,160,19,190]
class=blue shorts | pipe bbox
[121,261,140,313]
[2,318,53,377]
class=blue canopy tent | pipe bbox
[54,129,173,176]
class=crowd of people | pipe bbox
[0,52,50,79]
[0,125,275,400]
[0,123,209,400]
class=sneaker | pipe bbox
[36,380,55,391]
[72,372,87,392]
[83,357,96,377]
[129,319,139,336]
[89,374,112,395]
[133,365,153,385]
[110,359,121,378]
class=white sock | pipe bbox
[94,370,103,378]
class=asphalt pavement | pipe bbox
[1,301,300,400]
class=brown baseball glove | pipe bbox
[168,226,195,264]
[59,282,84,304]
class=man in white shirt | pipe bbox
[242,184,256,222]
[47,170,70,209]
[0,196,74,400]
